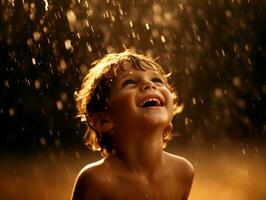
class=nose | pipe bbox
[141,80,156,91]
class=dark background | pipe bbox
[0,0,265,199]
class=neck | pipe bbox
[109,127,164,177]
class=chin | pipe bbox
[141,114,171,127]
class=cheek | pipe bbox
[108,94,136,128]
[165,90,174,113]
[109,93,134,113]
[164,89,174,104]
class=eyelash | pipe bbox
[121,79,137,87]
[152,77,164,84]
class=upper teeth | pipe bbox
[139,98,161,107]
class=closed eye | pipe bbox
[152,77,165,85]
[121,79,137,88]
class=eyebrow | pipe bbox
[119,73,131,79]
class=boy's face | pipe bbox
[107,62,174,133]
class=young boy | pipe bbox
[72,50,194,200]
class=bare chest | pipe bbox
[101,173,184,200]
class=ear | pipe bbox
[90,112,114,133]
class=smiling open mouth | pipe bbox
[139,98,163,107]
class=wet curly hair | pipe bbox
[75,49,183,156]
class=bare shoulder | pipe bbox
[78,158,106,178]
[163,151,195,180]
[71,158,107,200]
[163,151,194,200]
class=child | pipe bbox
[72,50,194,200]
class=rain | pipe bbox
[0,0,265,199]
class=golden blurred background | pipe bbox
[1,143,265,200]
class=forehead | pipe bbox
[110,60,163,78]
